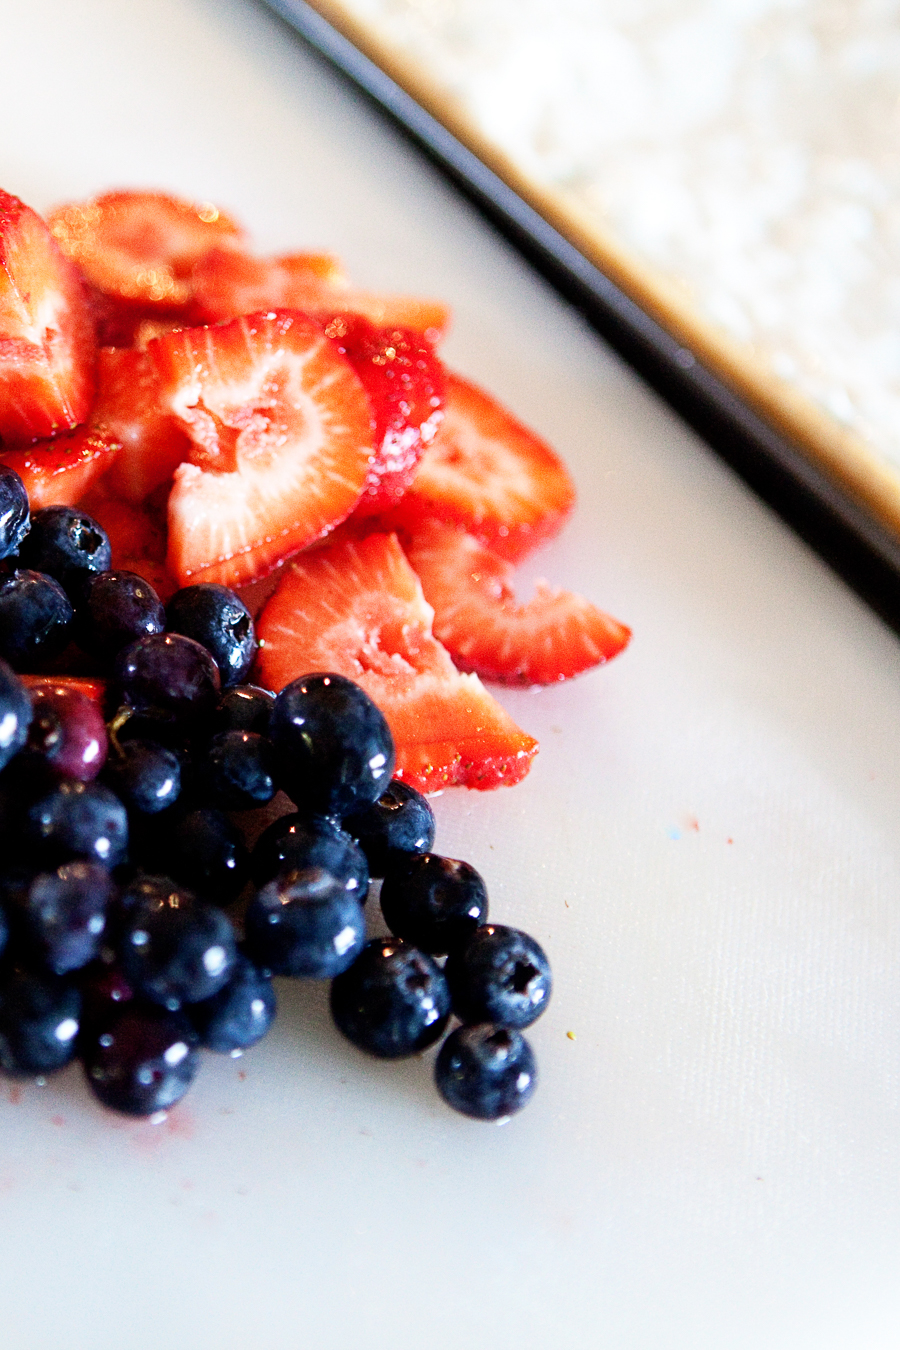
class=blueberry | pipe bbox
[0,969,81,1077]
[25,780,129,868]
[0,465,29,560]
[203,730,277,810]
[250,812,369,898]
[166,584,256,686]
[444,925,552,1029]
[435,1024,537,1121]
[212,684,274,736]
[244,867,366,978]
[380,854,488,955]
[22,682,107,782]
[17,507,111,601]
[162,807,250,905]
[271,673,395,817]
[330,937,450,1058]
[113,632,221,733]
[15,861,116,974]
[77,962,135,1036]
[78,570,165,663]
[103,739,181,814]
[343,780,435,877]
[0,658,31,771]
[119,876,238,1009]
[82,1003,199,1116]
[190,953,276,1052]
[0,569,73,670]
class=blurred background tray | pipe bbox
[265,0,900,627]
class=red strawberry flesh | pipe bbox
[405,520,631,684]
[149,311,374,588]
[255,531,538,791]
[381,370,575,562]
[0,189,96,443]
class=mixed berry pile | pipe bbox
[0,483,550,1120]
[0,184,628,1123]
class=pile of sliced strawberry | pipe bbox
[0,186,631,792]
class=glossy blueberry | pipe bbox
[162,807,250,905]
[444,925,552,1029]
[0,465,29,560]
[203,730,277,810]
[380,854,488,955]
[343,780,435,877]
[82,1003,199,1116]
[25,780,128,868]
[244,867,366,978]
[330,937,450,1058]
[190,953,276,1052]
[22,683,107,782]
[119,877,238,1009]
[113,632,221,733]
[250,813,369,899]
[0,658,32,771]
[77,962,135,1035]
[78,570,165,662]
[212,684,274,736]
[435,1024,537,1121]
[271,673,395,817]
[0,569,73,670]
[103,739,181,814]
[17,507,111,601]
[0,969,81,1077]
[16,861,116,975]
[166,584,256,686]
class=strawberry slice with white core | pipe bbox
[93,346,192,503]
[192,248,450,344]
[0,425,120,510]
[382,371,575,563]
[405,520,631,684]
[0,189,96,443]
[256,531,538,792]
[47,190,244,312]
[149,311,374,588]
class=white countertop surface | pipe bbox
[2,2,900,1347]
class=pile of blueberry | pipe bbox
[0,464,551,1123]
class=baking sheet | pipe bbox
[1,1,900,1347]
[280,0,900,590]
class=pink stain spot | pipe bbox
[50,1114,66,1127]
[727,837,734,845]
[166,1107,195,1140]
[686,816,700,832]
[237,1070,247,1082]
[7,1086,21,1105]
[180,1178,195,1191]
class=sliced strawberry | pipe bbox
[323,314,445,516]
[92,346,191,503]
[0,425,120,510]
[405,520,631,684]
[192,247,450,343]
[47,189,244,314]
[256,531,539,792]
[381,371,575,563]
[147,311,374,588]
[0,189,96,443]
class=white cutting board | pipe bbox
[0,2,899,1347]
